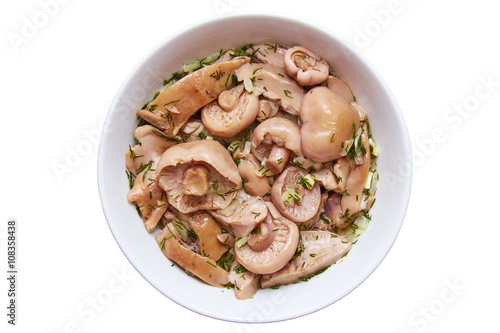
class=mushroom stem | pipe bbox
[182,165,209,196]
[265,145,290,174]
[248,223,276,252]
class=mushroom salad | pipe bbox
[125,43,379,299]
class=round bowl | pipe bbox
[98,13,412,323]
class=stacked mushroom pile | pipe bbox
[125,44,379,299]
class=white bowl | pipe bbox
[98,14,412,323]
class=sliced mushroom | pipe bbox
[251,118,302,174]
[271,166,321,223]
[157,140,242,213]
[180,118,205,142]
[256,99,280,122]
[228,260,260,300]
[251,44,288,68]
[237,154,272,198]
[284,46,329,86]
[323,75,355,103]
[311,162,339,191]
[127,159,168,232]
[341,119,371,217]
[125,125,177,174]
[333,157,351,192]
[300,86,360,162]
[247,222,276,252]
[209,190,268,238]
[201,84,259,137]
[260,231,351,288]
[236,63,305,115]
[155,222,229,287]
[322,192,348,232]
[126,125,176,232]
[235,214,299,274]
[137,58,249,137]
[185,211,228,261]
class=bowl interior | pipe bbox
[98,14,412,323]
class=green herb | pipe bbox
[159,237,166,250]
[284,89,293,98]
[128,145,143,161]
[206,261,217,268]
[125,170,135,190]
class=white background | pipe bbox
[1,0,499,332]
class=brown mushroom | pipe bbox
[251,117,302,174]
[137,58,249,137]
[251,44,288,68]
[256,99,280,122]
[184,210,228,260]
[237,154,272,198]
[209,190,268,238]
[284,46,329,86]
[300,86,360,162]
[271,166,321,223]
[236,63,305,115]
[157,140,242,213]
[260,230,351,288]
[235,214,299,275]
[323,75,355,103]
[155,223,229,287]
[126,125,177,232]
[228,260,260,300]
[201,84,259,137]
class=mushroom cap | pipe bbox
[260,230,351,288]
[300,86,360,162]
[284,46,329,86]
[209,190,268,238]
[201,84,259,137]
[251,117,302,161]
[271,166,321,223]
[235,215,299,274]
[157,140,242,213]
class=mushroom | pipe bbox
[237,154,272,198]
[155,222,229,287]
[250,44,288,68]
[323,75,355,103]
[126,125,177,232]
[300,86,360,162]
[201,83,259,137]
[236,63,305,115]
[235,214,299,275]
[322,192,348,232]
[251,117,302,174]
[181,210,229,261]
[157,140,242,213]
[125,125,177,174]
[180,118,205,142]
[137,58,249,137]
[209,190,268,238]
[271,166,321,223]
[260,230,351,288]
[228,260,260,300]
[256,99,280,122]
[311,162,339,192]
[341,115,371,217]
[284,46,329,86]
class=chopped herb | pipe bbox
[284,89,293,98]
[125,170,135,190]
[159,237,166,250]
[206,261,217,268]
